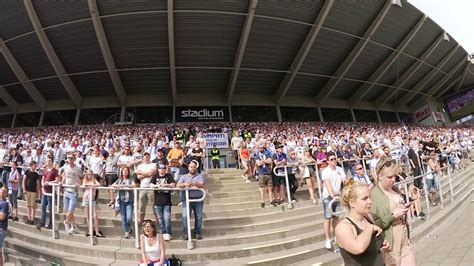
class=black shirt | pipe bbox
[150,173,174,206]
[24,170,40,192]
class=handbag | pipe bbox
[167,254,183,266]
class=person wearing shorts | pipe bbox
[7,161,20,221]
[60,154,83,235]
[105,147,119,207]
[321,152,346,250]
[23,161,40,225]
[255,144,274,208]
[426,152,439,206]
[136,153,157,224]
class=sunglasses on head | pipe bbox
[376,158,396,176]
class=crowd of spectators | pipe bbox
[0,122,470,248]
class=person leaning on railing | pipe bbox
[111,166,136,239]
[371,157,416,266]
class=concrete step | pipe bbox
[12,204,325,239]
[5,236,115,266]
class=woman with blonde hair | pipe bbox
[300,149,317,204]
[139,220,165,266]
[82,169,104,237]
[335,179,389,265]
[371,157,416,266]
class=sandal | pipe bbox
[95,231,105,238]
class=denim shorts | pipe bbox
[0,230,6,247]
[425,178,437,193]
[63,190,78,212]
[322,197,340,219]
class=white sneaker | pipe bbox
[163,233,171,241]
[68,225,76,235]
[63,220,70,232]
[242,174,246,179]
[246,179,251,183]
[325,239,332,249]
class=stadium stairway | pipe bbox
[5,162,473,266]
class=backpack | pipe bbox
[167,254,183,266]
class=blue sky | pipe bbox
[409,0,474,54]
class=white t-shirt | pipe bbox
[321,166,346,199]
[231,136,243,151]
[118,155,132,167]
[88,156,104,175]
[137,162,156,188]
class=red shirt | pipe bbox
[43,168,58,193]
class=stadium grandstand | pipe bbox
[0,0,473,265]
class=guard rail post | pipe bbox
[185,189,194,250]
[437,170,444,209]
[284,166,292,209]
[88,187,94,245]
[185,187,207,250]
[272,166,293,209]
[328,197,344,217]
[447,165,454,202]
[56,185,61,213]
[421,175,431,220]
[401,180,413,232]
[133,188,139,249]
[362,158,369,178]
[314,164,323,205]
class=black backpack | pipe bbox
[167,254,182,266]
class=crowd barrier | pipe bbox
[42,183,206,250]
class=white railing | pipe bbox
[42,183,206,250]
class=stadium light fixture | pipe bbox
[443,32,450,41]
[391,0,402,7]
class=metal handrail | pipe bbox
[273,165,293,209]
[327,197,344,217]
[43,184,206,250]
[393,165,451,231]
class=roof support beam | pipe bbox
[454,61,470,92]
[0,84,19,112]
[0,41,46,110]
[23,0,82,108]
[88,0,127,106]
[375,32,445,107]
[349,15,426,106]
[428,57,468,98]
[396,44,459,107]
[167,0,177,104]
[274,0,334,104]
[226,0,258,104]
[436,75,461,98]
[315,0,392,105]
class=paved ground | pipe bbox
[412,198,473,266]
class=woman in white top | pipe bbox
[82,169,104,237]
[140,220,165,266]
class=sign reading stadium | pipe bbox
[176,106,230,122]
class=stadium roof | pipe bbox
[0,0,472,115]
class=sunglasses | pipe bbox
[376,158,396,175]
[158,167,166,170]
[328,158,336,161]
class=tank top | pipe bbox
[144,236,160,261]
[339,216,384,266]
